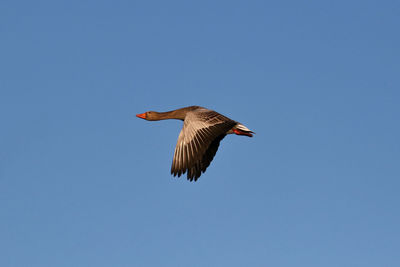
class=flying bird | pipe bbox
[136,106,254,181]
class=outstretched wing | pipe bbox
[171,110,236,181]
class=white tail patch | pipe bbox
[236,123,253,132]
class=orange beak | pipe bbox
[136,112,146,119]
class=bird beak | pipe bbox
[136,113,146,119]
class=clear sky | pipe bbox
[1,0,399,266]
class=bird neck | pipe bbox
[152,109,187,120]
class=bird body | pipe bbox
[136,106,253,181]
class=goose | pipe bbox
[136,106,253,181]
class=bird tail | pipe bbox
[233,124,254,137]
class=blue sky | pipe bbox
[1,0,399,266]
